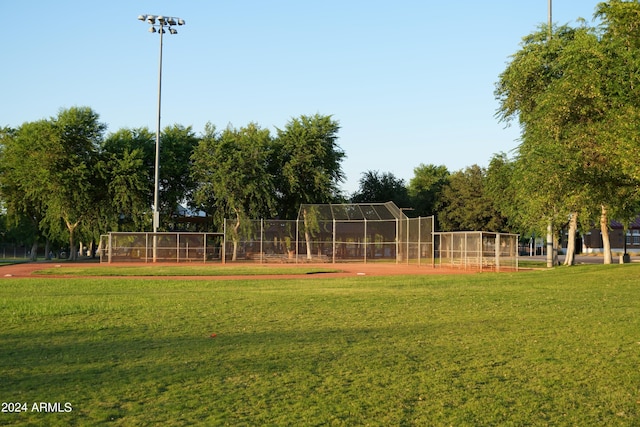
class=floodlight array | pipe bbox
[137,14,185,34]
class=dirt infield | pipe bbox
[0,261,480,280]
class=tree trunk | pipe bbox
[600,205,612,264]
[232,240,238,262]
[303,209,312,260]
[552,231,559,266]
[546,221,554,268]
[232,212,240,262]
[564,212,578,266]
[30,239,38,261]
[65,219,80,261]
[45,238,51,260]
[69,231,76,261]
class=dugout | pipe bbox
[434,231,519,271]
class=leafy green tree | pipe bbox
[495,24,580,257]
[350,170,410,209]
[99,128,154,231]
[593,0,640,262]
[0,108,107,260]
[496,4,640,265]
[496,24,600,263]
[100,125,198,232]
[274,114,346,219]
[437,165,507,232]
[408,164,450,217]
[0,124,49,259]
[158,125,199,228]
[537,24,612,265]
[46,107,106,260]
[191,123,276,260]
[485,153,518,229]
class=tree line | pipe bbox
[0,104,514,262]
[0,111,347,260]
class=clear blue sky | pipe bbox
[2,1,601,194]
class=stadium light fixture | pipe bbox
[137,13,185,255]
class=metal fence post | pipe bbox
[464,232,468,270]
[364,218,368,263]
[222,219,226,264]
[516,234,519,271]
[395,218,398,264]
[406,217,410,265]
[431,216,435,267]
[108,233,112,264]
[332,218,336,264]
[495,233,500,272]
[260,218,264,264]
[418,217,421,267]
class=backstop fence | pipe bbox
[223,216,434,265]
[98,217,434,265]
[434,231,519,271]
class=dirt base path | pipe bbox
[0,261,477,280]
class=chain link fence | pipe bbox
[434,231,519,271]
[223,216,434,265]
[0,244,30,260]
[99,232,224,263]
[98,204,517,270]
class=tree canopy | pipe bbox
[437,165,507,232]
[494,0,640,263]
[274,114,346,218]
[408,164,450,217]
[351,170,410,209]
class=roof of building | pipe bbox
[610,216,640,229]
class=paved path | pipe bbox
[523,254,636,265]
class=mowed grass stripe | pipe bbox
[0,265,639,425]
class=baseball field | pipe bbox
[1,262,638,425]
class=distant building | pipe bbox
[581,217,640,254]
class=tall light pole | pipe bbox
[137,14,185,245]
[548,0,552,41]
[546,1,555,268]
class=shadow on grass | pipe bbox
[3,317,639,426]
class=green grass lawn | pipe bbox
[516,259,548,269]
[1,265,639,425]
